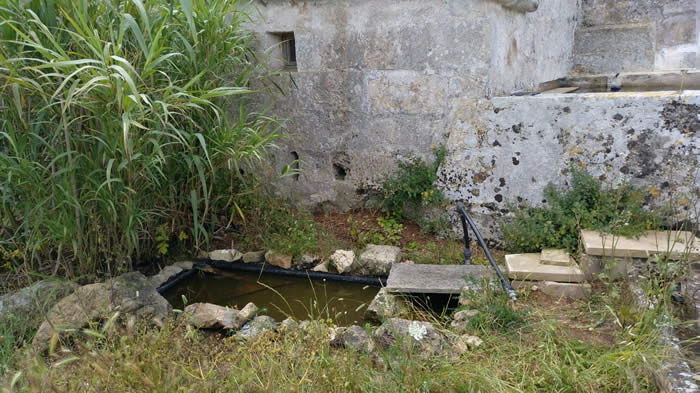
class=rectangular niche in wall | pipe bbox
[269,32,296,71]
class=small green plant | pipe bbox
[351,215,404,247]
[502,165,655,252]
[381,146,447,218]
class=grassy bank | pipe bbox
[4,286,666,393]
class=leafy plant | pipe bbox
[381,146,447,218]
[350,215,404,247]
[502,166,655,252]
[0,0,285,275]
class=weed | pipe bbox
[502,165,655,252]
[381,146,447,219]
[458,282,527,333]
[350,215,404,247]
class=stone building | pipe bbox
[246,0,700,238]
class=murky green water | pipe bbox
[163,270,379,325]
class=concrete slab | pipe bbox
[581,230,700,260]
[540,249,573,266]
[505,254,585,283]
[385,264,493,294]
[511,280,592,299]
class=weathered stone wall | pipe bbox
[246,0,580,211]
[573,0,698,73]
[438,91,700,239]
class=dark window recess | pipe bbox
[272,32,296,70]
[290,151,300,181]
[333,163,347,181]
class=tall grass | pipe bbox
[0,0,286,276]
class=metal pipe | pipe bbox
[456,201,517,302]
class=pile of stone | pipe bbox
[206,244,402,277]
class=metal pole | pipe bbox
[456,202,517,302]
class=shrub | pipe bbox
[380,146,447,226]
[502,166,654,252]
[0,0,284,275]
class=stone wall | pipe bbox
[246,0,580,211]
[573,0,698,73]
[438,91,700,239]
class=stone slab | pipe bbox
[505,254,585,283]
[385,264,493,294]
[540,249,573,266]
[511,280,592,299]
[581,230,700,260]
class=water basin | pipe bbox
[163,270,379,325]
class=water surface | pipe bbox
[164,270,379,325]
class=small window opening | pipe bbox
[271,32,296,71]
[290,151,300,181]
[333,163,347,181]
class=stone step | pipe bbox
[540,249,574,266]
[581,230,700,260]
[505,253,585,283]
[385,263,493,294]
[511,280,592,299]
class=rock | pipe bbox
[462,335,483,348]
[265,251,293,269]
[294,253,320,270]
[173,261,195,270]
[450,319,468,332]
[365,288,406,322]
[357,244,401,276]
[312,261,329,272]
[373,318,445,359]
[453,337,469,355]
[183,303,236,329]
[242,251,266,264]
[279,317,299,333]
[150,265,183,288]
[330,325,375,353]
[453,334,483,354]
[232,302,259,329]
[0,280,77,337]
[32,272,171,352]
[329,250,356,274]
[236,316,278,340]
[208,249,242,262]
[453,309,479,321]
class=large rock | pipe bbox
[183,303,236,329]
[236,315,278,340]
[365,288,406,323]
[293,253,320,270]
[150,265,183,288]
[209,249,242,262]
[242,251,266,264]
[0,279,77,336]
[32,272,171,351]
[373,318,445,359]
[329,250,356,274]
[329,325,375,353]
[357,244,401,276]
[265,251,293,269]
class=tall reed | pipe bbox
[0,0,285,276]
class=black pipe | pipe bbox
[202,259,387,286]
[456,201,517,302]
